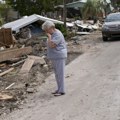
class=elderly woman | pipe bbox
[42,21,67,96]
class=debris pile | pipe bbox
[0,26,83,116]
[0,28,51,115]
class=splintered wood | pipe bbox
[0,93,13,100]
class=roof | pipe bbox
[66,0,112,8]
[108,12,120,16]
[55,0,87,9]
[106,0,111,3]
[66,0,86,8]
[2,14,73,33]
[2,14,39,33]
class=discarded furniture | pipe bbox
[0,28,14,47]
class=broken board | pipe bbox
[20,58,35,73]
[28,55,46,65]
[76,32,90,35]
[0,46,32,63]
[0,93,13,100]
[0,68,14,77]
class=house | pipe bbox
[2,14,73,34]
[66,0,112,7]
[55,0,113,19]
[66,0,87,8]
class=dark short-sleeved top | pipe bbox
[47,29,67,59]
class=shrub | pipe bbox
[55,24,67,37]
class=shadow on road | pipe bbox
[104,37,120,42]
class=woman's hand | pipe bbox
[46,33,56,48]
[46,33,51,40]
[50,41,56,48]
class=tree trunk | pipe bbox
[63,0,67,28]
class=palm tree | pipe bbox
[82,0,105,21]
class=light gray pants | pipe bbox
[51,58,66,93]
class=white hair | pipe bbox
[42,21,55,30]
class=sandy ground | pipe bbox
[1,32,120,120]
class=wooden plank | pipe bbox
[0,46,32,63]
[9,59,26,67]
[28,55,46,65]
[0,30,4,46]
[0,28,14,47]
[20,58,35,73]
[28,55,43,60]
[20,55,46,74]
[76,32,90,35]
[0,93,13,100]
[3,28,6,45]
[5,83,15,90]
[0,68,14,77]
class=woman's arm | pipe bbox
[47,33,56,48]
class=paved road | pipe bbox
[2,41,120,120]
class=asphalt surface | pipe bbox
[1,41,120,120]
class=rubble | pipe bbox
[26,88,35,93]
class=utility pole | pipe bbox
[63,0,67,28]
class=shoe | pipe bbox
[51,90,58,94]
[54,92,65,96]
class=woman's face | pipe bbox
[45,27,54,34]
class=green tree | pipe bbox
[0,2,10,25]
[6,0,63,16]
[82,0,112,21]
[111,0,120,9]
[111,0,120,6]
